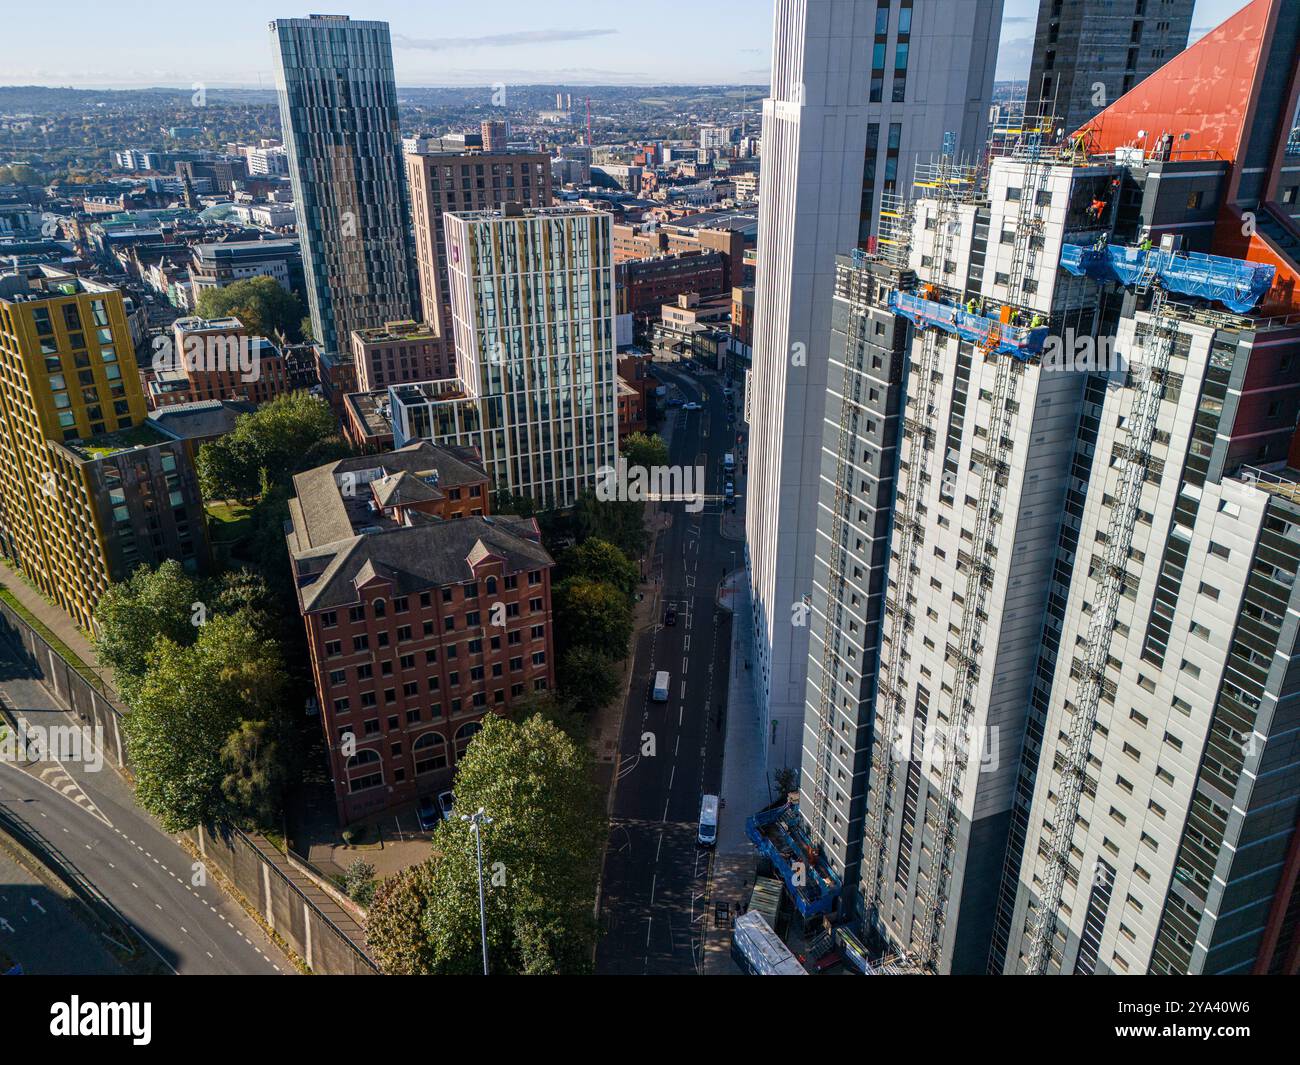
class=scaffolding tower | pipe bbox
[1025,284,1178,973]
[911,121,1055,970]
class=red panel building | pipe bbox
[1078,0,1300,313]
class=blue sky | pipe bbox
[2,0,1252,89]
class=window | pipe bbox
[346,749,382,793]
[455,721,482,759]
[413,731,447,774]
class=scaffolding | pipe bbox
[910,122,1055,970]
[1024,284,1179,972]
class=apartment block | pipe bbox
[406,148,552,340]
[748,0,1001,773]
[391,205,619,508]
[350,320,453,392]
[148,316,291,409]
[799,254,910,902]
[0,267,207,628]
[1027,0,1194,135]
[287,442,556,823]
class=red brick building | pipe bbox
[616,249,726,317]
[148,316,292,409]
[351,320,454,392]
[287,442,556,823]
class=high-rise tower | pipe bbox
[746,0,1001,772]
[269,14,418,354]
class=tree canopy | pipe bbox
[123,612,285,831]
[196,391,344,502]
[365,714,605,974]
[195,276,304,343]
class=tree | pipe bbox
[195,276,303,343]
[622,431,669,470]
[553,578,633,658]
[366,715,605,974]
[556,538,638,598]
[197,392,343,501]
[571,490,648,559]
[219,719,284,831]
[92,559,204,699]
[366,864,438,975]
[123,613,285,831]
[342,858,377,907]
[558,646,622,718]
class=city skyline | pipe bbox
[0,0,1250,89]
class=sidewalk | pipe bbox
[703,566,774,974]
[0,556,118,698]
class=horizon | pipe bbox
[0,0,1249,91]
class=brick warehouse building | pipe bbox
[287,441,556,822]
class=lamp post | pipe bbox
[461,807,493,975]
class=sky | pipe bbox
[0,0,1255,90]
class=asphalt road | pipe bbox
[0,639,286,975]
[596,361,741,975]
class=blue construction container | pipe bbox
[745,803,842,918]
[1059,242,1275,313]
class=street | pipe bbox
[0,639,287,975]
[596,361,742,975]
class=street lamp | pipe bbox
[461,807,493,975]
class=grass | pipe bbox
[205,499,254,540]
[0,584,107,694]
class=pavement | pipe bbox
[0,635,286,974]
[0,557,117,698]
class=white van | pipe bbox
[653,670,671,702]
[698,794,719,846]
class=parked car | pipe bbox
[416,795,439,831]
[665,605,678,626]
[437,790,456,821]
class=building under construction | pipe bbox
[790,0,1300,975]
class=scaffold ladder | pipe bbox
[914,142,1052,970]
[1025,286,1175,973]
[809,308,866,850]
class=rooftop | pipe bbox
[148,399,254,441]
[57,420,171,462]
[289,441,489,550]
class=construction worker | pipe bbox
[1030,313,1044,328]
[966,297,979,315]
[1139,236,1153,253]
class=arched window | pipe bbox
[486,576,498,595]
[413,731,447,775]
[454,721,482,760]
[346,748,383,793]
[373,598,387,618]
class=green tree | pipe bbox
[124,613,285,831]
[342,858,377,907]
[92,559,204,699]
[366,864,438,975]
[556,538,638,598]
[553,577,633,658]
[219,719,284,831]
[622,431,669,470]
[195,276,303,342]
[366,715,605,974]
[571,490,647,559]
[196,391,343,501]
[558,646,622,718]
